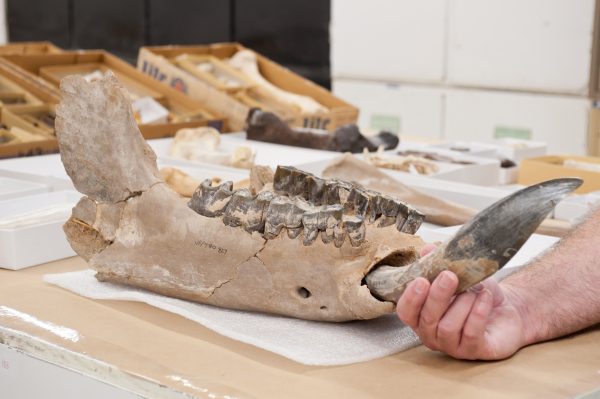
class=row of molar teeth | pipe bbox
[188,179,367,247]
[273,166,425,234]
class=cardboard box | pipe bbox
[330,0,446,83]
[518,155,600,193]
[1,50,225,139]
[137,43,358,131]
[0,41,63,55]
[0,105,59,159]
[444,88,590,155]
[447,0,595,95]
[588,104,600,156]
[332,79,443,138]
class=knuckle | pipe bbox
[419,312,437,327]
[462,329,480,341]
[437,322,458,338]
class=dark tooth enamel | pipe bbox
[394,201,409,231]
[244,191,274,233]
[290,168,310,198]
[324,180,353,207]
[348,187,369,217]
[273,166,296,195]
[222,189,253,227]
[319,205,343,244]
[378,195,401,227]
[188,179,233,217]
[365,191,382,224]
[344,215,366,247]
[400,208,425,234]
[301,210,320,245]
[264,197,291,239]
[285,197,311,230]
[306,175,326,206]
[333,223,346,248]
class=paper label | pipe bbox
[494,126,532,140]
[302,117,331,130]
[370,114,401,134]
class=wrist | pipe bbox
[501,281,546,346]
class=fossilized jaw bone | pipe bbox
[228,49,328,114]
[57,72,426,322]
[246,109,399,153]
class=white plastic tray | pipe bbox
[0,190,80,270]
[0,176,49,201]
[389,143,502,186]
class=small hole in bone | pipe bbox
[297,287,311,299]
[320,306,327,310]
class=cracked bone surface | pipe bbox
[228,49,328,115]
[57,72,426,322]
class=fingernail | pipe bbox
[438,272,452,289]
[413,279,426,294]
[469,283,484,293]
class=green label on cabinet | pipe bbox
[494,126,532,140]
[370,114,401,134]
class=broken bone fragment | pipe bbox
[57,71,428,322]
[169,126,256,169]
[363,148,439,175]
[246,109,399,153]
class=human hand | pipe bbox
[396,244,531,360]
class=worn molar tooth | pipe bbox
[290,168,311,198]
[318,205,343,244]
[325,180,352,207]
[306,175,326,205]
[223,189,273,233]
[273,165,296,195]
[344,215,366,247]
[285,196,312,235]
[301,210,320,245]
[222,189,253,227]
[244,191,274,233]
[377,195,401,227]
[395,201,409,231]
[347,187,369,217]
[188,179,233,217]
[400,208,425,234]
[333,222,346,248]
[365,191,383,224]
[264,196,292,238]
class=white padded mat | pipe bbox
[44,270,420,366]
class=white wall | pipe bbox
[330,0,596,154]
[0,0,6,44]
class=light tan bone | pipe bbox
[169,127,255,169]
[362,148,439,175]
[57,72,426,322]
[228,50,328,115]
